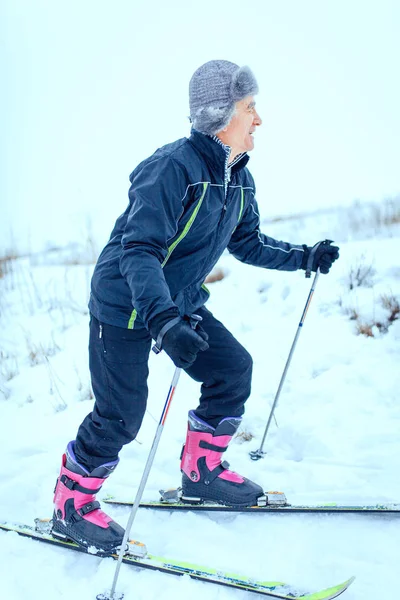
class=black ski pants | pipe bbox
[74,307,253,471]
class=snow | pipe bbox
[1,203,400,599]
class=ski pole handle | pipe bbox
[305,239,334,278]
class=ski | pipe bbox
[103,488,400,514]
[0,520,354,599]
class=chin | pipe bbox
[245,138,255,152]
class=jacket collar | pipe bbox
[188,129,249,180]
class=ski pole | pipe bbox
[97,366,182,600]
[249,241,330,461]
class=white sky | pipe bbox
[1,0,400,254]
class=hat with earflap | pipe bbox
[189,60,259,135]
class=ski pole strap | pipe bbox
[152,317,182,354]
[305,239,333,278]
[152,314,203,354]
[186,313,202,330]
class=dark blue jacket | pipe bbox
[89,130,305,330]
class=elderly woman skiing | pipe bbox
[52,60,339,553]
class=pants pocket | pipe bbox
[100,321,151,365]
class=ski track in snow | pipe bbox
[1,220,400,600]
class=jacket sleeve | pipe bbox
[227,192,305,271]
[119,157,187,328]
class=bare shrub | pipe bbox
[0,359,19,381]
[381,293,400,324]
[345,307,359,321]
[354,294,399,337]
[74,366,94,401]
[79,385,94,402]
[0,254,18,280]
[43,356,68,411]
[346,195,400,235]
[0,381,11,400]
[378,196,400,227]
[346,257,376,290]
[30,219,99,267]
[25,335,61,366]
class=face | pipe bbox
[217,96,262,155]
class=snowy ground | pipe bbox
[1,203,400,600]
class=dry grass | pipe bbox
[235,430,254,442]
[205,267,227,284]
[354,293,399,337]
[0,356,19,382]
[342,259,399,338]
[356,323,375,337]
[0,253,19,279]
[26,336,61,367]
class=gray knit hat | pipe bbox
[189,60,259,135]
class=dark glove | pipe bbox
[301,240,340,275]
[149,309,209,369]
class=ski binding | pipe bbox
[34,518,147,558]
[159,487,288,506]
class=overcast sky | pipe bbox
[2,0,399,255]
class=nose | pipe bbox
[253,110,262,126]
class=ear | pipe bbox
[231,66,259,102]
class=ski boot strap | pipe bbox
[60,474,102,495]
[76,501,101,517]
[204,460,230,486]
[68,501,102,522]
[199,440,229,452]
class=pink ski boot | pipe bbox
[52,441,124,554]
[181,411,264,507]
